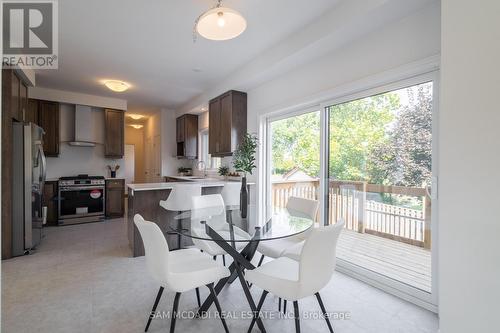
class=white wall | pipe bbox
[45,104,125,179]
[245,3,440,131]
[125,126,145,183]
[235,3,439,185]
[439,1,500,332]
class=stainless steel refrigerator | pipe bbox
[12,122,46,256]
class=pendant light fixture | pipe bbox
[194,0,247,41]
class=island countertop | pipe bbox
[127,179,255,192]
[127,179,254,257]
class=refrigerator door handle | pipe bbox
[38,144,47,191]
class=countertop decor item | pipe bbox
[218,165,230,180]
[107,164,120,178]
[177,167,192,176]
[232,133,258,218]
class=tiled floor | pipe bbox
[1,218,438,333]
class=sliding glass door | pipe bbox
[264,74,438,307]
[268,110,320,217]
[326,81,434,294]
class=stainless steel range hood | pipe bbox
[68,105,96,147]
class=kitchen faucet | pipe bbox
[197,160,207,178]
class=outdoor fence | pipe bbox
[272,179,431,249]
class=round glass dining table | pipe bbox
[173,204,314,242]
[169,204,314,333]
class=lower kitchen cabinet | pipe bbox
[105,179,125,218]
[42,181,58,226]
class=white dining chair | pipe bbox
[190,194,251,265]
[134,214,230,333]
[282,219,345,263]
[245,220,345,333]
[220,182,242,206]
[159,183,202,250]
[257,196,319,266]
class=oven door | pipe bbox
[59,186,105,219]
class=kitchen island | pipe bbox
[127,180,252,257]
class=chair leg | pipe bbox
[293,301,300,333]
[170,292,181,333]
[207,283,229,333]
[283,300,287,314]
[223,254,226,266]
[278,298,281,312]
[145,286,164,332]
[248,290,269,333]
[315,292,334,333]
[195,288,201,308]
[257,254,265,267]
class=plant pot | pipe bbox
[110,171,116,178]
[240,176,248,218]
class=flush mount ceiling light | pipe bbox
[104,80,130,92]
[129,124,143,129]
[194,0,247,41]
[128,114,144,120]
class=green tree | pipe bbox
[270,83,432,194]
[370,84,433,187]
[329,93,397,181]
[271,112,320,177]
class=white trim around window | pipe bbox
[257,55,440,312]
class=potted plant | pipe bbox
[232,133,258,218]
[218,165,230,180]
[178,167,189,176]
[107,164,120,178]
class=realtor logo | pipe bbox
[2,0,58,69]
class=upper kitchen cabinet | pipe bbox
[6,70,29,122]
[25,99,39,125]
[104,109,124,158]
[176,114,198,159]
[208,90,247,157]
[38,100,60,157]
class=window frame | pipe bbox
[198,128,221,170]
[257,60,440,312]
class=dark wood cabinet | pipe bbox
[104,109,124,158]
[208,98,220,155]
[38,100,60,157]
[24,99,59,157]
[176,114,198,159]
[25,99,39,125]
[176,116,185,142]
[42,181,58,226]
[208,90,247,157]
[106,179,125,218]
[11,71,21,121]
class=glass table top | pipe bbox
[170,205,314,242]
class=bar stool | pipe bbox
[220,182,242,207]
[159,183,202,250]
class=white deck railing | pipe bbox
[272,179,431,249]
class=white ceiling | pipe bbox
[34,0,340,109]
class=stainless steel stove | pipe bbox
[58,175,105,225]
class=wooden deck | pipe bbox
[337,229,432,292]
